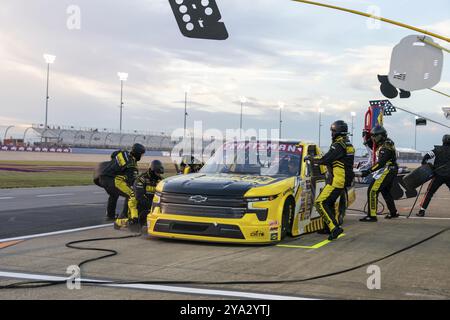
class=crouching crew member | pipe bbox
[180,156,204,174]
[310,120,355,240]
[361,126,399,221]
[134,160,164,225]
[94,150,129,220]
[417,134,450,217]
[98,143,146,228]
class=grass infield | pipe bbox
[0,161,177,188]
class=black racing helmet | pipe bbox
[130,143,146,161]
[371,125,387,144]
[443,134,450,146]
[150,160,164,176]
[330,120,349,139]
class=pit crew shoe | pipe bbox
[114,218,129,230]
[416,209,426,217]
[328,227,343,241]
[385,212,399,219]
[128,218,141,233]
[359,216,378,222]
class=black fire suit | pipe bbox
[420,145,450,210]
[94,151,128,218]
[314,136,355,232]
[366,138,398,217]
[133,170,162,225]
[99,150,139,220]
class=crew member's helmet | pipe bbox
[150,160,164,176]
[330,120,349,139]
[443,134,450,146]
[130,143,146,161]
[371,125,388,145]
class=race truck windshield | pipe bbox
[200,141,303,177]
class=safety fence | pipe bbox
[0,145,72,153]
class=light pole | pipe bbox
[183,85,191,140]
[278,101,284,140]
[318,108,324,148]
[239,96,247,132]
[117,72,129,133]
[414,116,419,150]
[350,112,356,143]
[43,54,55,142]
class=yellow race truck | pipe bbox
[148,140,355,244]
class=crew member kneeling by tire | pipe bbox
[98,143,146,230]
[308,120,355,241]
[134,160,164,226]
[360,126,399,221]
[417,134,450,217]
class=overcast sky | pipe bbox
[0,0,449,151]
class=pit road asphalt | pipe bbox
[0,186,119,239]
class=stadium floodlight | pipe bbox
[117,72,129,81]
[183,85,191,139]
[43,54,56,143]
[239,96,247,133]
[318,108,324,147]
[117,72,129,132]
[278,102,285,139]
[43,54,56,64]
[350,112,356,143]
[182,84,191,93]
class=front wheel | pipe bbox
[281,200,294,240]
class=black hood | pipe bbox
[162,173,284,197]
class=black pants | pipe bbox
[315,184,343,232]
[368,167,398,217]
[136,196,154,225]
[99,176,129,218]
[420,175,450,210]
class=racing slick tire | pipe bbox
[281,199,295,240]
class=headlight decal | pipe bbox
[245,194,279,203]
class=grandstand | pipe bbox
[31,124,179,151]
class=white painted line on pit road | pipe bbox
[347,213,450,221]
[36,193,74,198]
[0,197,14,200]
[93,191,105,194]
[0,271,314,300]
[0,224,113,243]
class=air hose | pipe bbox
[0,233,141,289]
[1,226,449,289]
[407,184,424,219]
[347,200,385,215]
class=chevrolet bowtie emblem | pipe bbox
[189,195,208,203]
